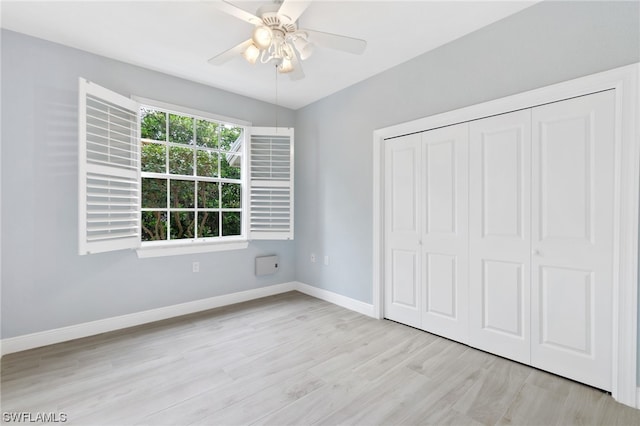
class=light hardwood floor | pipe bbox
[2,291,639,425]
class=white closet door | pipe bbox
[384,134,422,328]
[469,110,532,364]
[530,90,615,391]
[420,124,469,342]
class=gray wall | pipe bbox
[293,0,639,376]
[1,30,296,339]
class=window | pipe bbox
[139,106,245,244]
[78,78,293,257]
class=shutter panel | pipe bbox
[78,78,140,254]
[248,127,294,240]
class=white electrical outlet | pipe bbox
[192,262,200,273]
[310,253,316,263]
[324,255,330,266]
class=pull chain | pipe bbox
[274,64,279,130]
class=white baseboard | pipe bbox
[0,282,296,356]
[294,281,375,318]
[0,281,375,356]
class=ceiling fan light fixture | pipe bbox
[210,0,366,81]
[242,43,260,64]
[252,25,273,49]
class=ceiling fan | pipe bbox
[208,0,367,80]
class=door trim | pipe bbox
[372,63,639,407]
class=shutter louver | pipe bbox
[249,127,294,240]
[78,78,140,254]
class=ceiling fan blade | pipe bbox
[278,0,312,23]
[289,50,305,81]
[208,39,253,65]
[301,29,367,55]
[214,0,262,25]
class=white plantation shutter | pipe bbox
[78,78,140,254]
[248,127,294,240]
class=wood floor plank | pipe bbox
[190,370,325,426]
[2,291,638,426]
[460,358,531,425]
[495,382,566,425]
[555,382,612,425]
[396,353,494,424]
[351,330,438,381]
[311,366,437,426]
[251,373,373,426]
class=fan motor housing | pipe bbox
[257,4,298,34]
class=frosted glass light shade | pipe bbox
[279,57,294,73]
[242,44,260,64]
[293,37,314,60]
[252,26,273,49]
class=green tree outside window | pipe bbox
[140,108,243,241]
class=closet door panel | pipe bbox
[424,253,457,317]
[384,134,422,328]
[538,267,593,352]
[481,259,525,337]
[424,139,456,234]
[469,110,531,364]
[480,129,523,239]
[421,123,469,342]
[531,90,615,391]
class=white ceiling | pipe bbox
[1,1,537,110]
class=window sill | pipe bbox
[136,240,249,258]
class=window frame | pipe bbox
[133,97,251,257]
